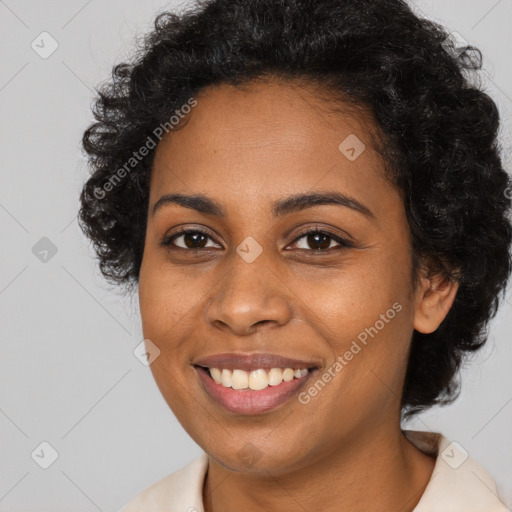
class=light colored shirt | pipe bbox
[119,430,510,511]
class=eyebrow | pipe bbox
[152,191,375,219]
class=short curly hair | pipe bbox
[78,0,512,419]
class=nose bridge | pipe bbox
[206,246,293,333]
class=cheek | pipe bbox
[300,249,409,336]
[299,244,414,400]
[138,253,207,338]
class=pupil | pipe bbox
[185,232,207,248]
[308,233,329,250]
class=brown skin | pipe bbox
[138,78,458,512]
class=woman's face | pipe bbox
[138,79,425,473]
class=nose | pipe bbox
[205,254,294,336]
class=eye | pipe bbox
[288,227,355,252]
[160,225,354,253]
[160,226,221,251]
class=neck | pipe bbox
[202,426,436,512]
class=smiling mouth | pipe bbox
[194,365,318,391]
[194,363,320,414]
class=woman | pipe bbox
[78,0,512,510]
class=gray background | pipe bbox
[1,0,511,510]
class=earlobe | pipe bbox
[413,273,459,334]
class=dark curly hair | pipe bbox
[78,0,512,419]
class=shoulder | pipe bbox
[117,452,209,512]
[403,430,511,512]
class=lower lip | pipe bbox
[195,366,316,415]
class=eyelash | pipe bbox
[160,226,355,253]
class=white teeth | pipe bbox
[249,369,268,390]
[207,367,310,390]
[282,368,295,382]
[210,367,222,384]
[231,369,249,389]
[221,369,232,387]
[267,368,283,386]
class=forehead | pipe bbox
[149,79,395,213]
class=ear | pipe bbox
[413,270,459,334]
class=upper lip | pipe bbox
[193,352,321,371]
